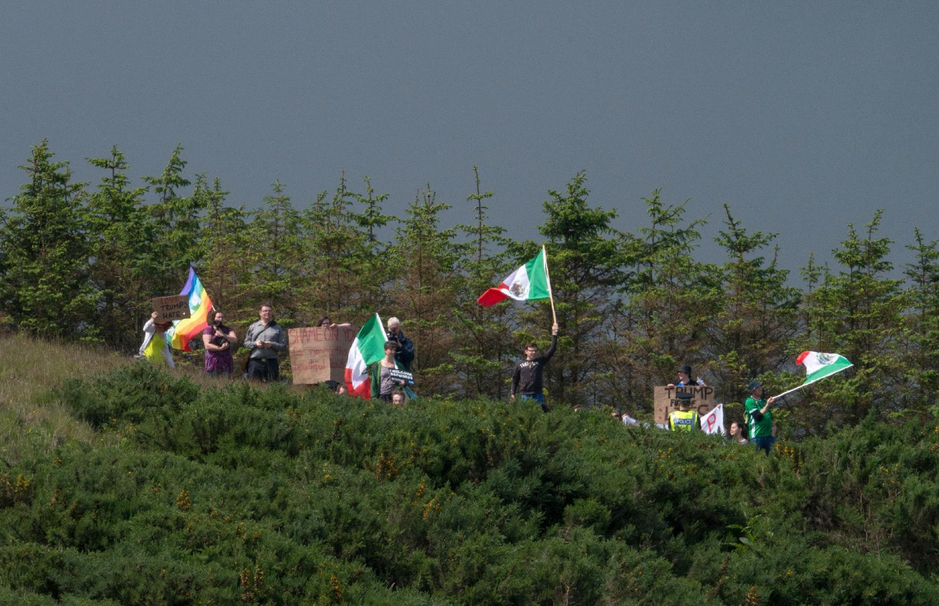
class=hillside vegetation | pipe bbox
[1,346,938,605]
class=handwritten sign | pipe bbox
[653,385,716,425]
[152,295,190,323]
[288,325,357,385]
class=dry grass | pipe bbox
[0,332,131,464]
[0,332,305,465]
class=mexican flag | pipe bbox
[796,351,853,386]
[344,313,387,398]
[478,248,551,306]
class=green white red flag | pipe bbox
[344,313,387,398]
[776,351,854,399]
[796,351,853,386]
[478,248,551,306]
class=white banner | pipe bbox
[700,403,725,435]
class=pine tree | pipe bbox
[195,175,252,318]
[609,189,720,414]
[386,184,462,395]
[708,205,800,405]
[453,167,517,399]
[302,173,391,324]
[797,211,908,430]
[521,171,627,406]
[0,140,96,338]
[143,145,204,295]
[85,146,159,349]
[902,229,939,400]
[242,181,305,325]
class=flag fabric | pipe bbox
[344,313,388,398]
[167,267,213,351]
[478,248,550,306]
[796,351,853,386]
[700,404,725,435]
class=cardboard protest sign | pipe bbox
[152,295,191,323]
[288,325,357,385]
[654,385,716,425]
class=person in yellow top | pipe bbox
[669,391,700,432]
[138,311,176,369]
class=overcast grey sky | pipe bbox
[2,2,937,279]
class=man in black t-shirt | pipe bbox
[510,322,559,412]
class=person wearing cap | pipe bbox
[744,380,776,454]
[669,391,700,432]
[668,364,706,388]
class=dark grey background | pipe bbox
[2,2,936,278]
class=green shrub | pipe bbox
[2,365,937,605]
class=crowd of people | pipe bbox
[660,367,778,454]
[140,304,778,453]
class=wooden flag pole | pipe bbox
[542,245,558,325]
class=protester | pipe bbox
[744,380,776,454]
[202,310,237,377]
[729,421,749,444]
[668,364,706,388]
[385,317,415,371]
[139,311,176,369]
[317,315,351,329]
[243,303,286,381]
[391,390,407,407]
[668,391,700,432]
[510,322,559,412]
[371,341,407,402]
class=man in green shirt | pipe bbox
[669,391,700,432]
[744,380,776,455]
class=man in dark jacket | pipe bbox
[386,317,415,371]
[511,322,559,412]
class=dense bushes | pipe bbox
[1,363,938,604]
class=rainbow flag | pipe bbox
[167,267,213,351]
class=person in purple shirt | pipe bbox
[202,310,238,377]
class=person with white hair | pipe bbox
[385,316,415,371]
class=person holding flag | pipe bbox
[744,381,776,454]
[511,322,560,412]
[479,246,562,411]
[345,313,416,400]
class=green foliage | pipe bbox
[386,185,463,394]
[610,189,721,414]
[453,167,517,400]
[0,140,97,339]
[518,171,627,406]
[709,205,800,405]
[85,146,159,350]
[796,212,910,431]
[4,365,938,605]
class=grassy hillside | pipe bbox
[1,337,938,605]
[0,333,131,465]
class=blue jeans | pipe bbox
[752,436,775,455]
[519,393,548,412]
